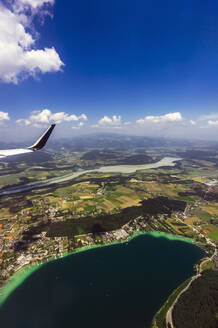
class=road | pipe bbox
[165,219,217,328]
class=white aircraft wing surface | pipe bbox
[0,124,55,158]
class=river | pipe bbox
[0,233,204,328]
[0,156,181,196]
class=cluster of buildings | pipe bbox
[0,192,217,294]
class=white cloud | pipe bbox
[190,120,196,125]
[199,113,218,121]
[91,124,100,129]
[136,119,146,125]
[98,115,122,126]
[17,109,88,126]
[0,111,10,122]
[208,120,218,126]
[0,1,63,84]
[79,114,88,121]
[17,0,54,9]
[72,121,86,129]
[136,112,182,124]
[71,122,85,130]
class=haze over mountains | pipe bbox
[1,133,218,152]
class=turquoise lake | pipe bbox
[0,234,205,328]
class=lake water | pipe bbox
[0,233,204,328]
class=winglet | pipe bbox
[28,124,55,151]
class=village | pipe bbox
[0,192,217,291]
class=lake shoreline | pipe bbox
[0,229,204,309]
[0,155,210,326]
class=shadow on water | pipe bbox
[0,234,205,328]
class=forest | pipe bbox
[172,270,218,328]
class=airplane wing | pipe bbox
[0,124,55,158]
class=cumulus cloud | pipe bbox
[17,109,88,127]
[98,115,122,126]
[0,111,10,122]
[0,1,63,84]
[91,115,122,129]
[199,113,218,121]
[136,112,182,124]
[71,122,85,130]
[190,120,196,125]
[17,0,54,9]
[208,120,218,126]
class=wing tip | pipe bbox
[28,124,56,151]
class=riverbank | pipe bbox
[0,157,182,197]
[0,230,196,308]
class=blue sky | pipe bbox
[1,0,218,140]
